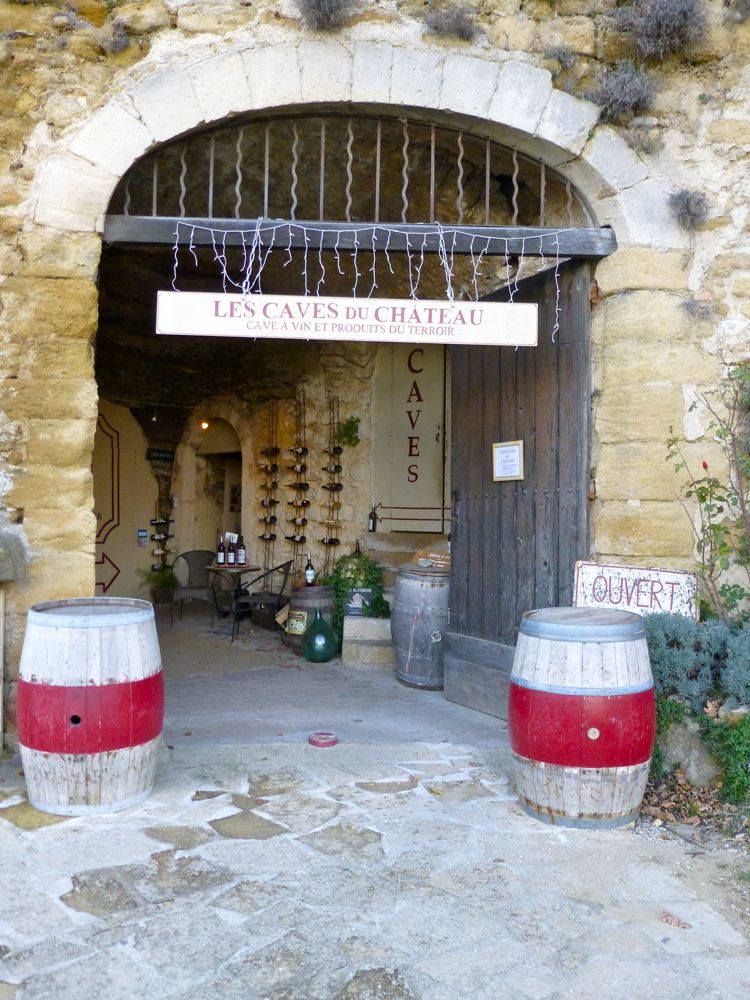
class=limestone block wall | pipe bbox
[0,0,749,733]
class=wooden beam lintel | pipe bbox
[104,217,617,259]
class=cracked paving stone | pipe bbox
[334,968,419,999]
[247,770,303,797]
[2,938,94,980]
[191,789,226,801]
[212,877,291,914]
[0,802,69,830]
[423,780,494,803]
[300,822,383,860]
[355,779,419,794]
[209,810,288,840]
[141,850,233,898]
[60,871,141,916]
[143,825,214,850]
[256,793,341,831]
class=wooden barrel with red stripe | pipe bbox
[508,607,655,829]
[17,597,164,816]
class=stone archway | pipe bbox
[3,37,705,712]
[34,42,684,251]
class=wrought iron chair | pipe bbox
[170,549,216,626]
[213,560,294,642]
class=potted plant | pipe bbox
[136,564,178,606]
[324,546,390,641]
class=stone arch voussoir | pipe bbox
[33,40,686,252]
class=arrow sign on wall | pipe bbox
[95,553,121,593]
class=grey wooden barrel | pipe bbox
[284,585,335,653]
[391,564,450,689]
[16,597,164,816]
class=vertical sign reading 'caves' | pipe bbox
[371,345,448,533]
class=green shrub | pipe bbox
[724,624,750,705]
[613,0,707,59]
[296,0,352,31]
[644,612,731,711]
[669,188,709,231]
[589,61,655,122]
[424,7,479,41]
[651,695,686,780]
[698,714,750,803]
[323,550,390,641]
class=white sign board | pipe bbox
[156,291,538,348]
[574,561,699,620]
[492,440,524,482]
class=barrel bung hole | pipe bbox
[69,715,82,726]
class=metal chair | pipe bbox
[170,549,216,626]
[215,560,294,642]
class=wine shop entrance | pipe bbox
[95,110,613,712]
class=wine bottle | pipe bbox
[259,462,278,473]
[286,463,307,473]
[261,446,280,457]
[305,554,315,586]
[287,446,308,456]
[216,535,226,565]
[321,464,342,474]
[259,532,277,541]
[260,515,278,524]
[237,534,246,565]
[287,482,309,491]
[260,481,279,491]
[322,482,343,492]
[324,446,343,456]
[285,533,306,544]
[288,498,311,508]
[227,538,237,565]
[321,537,340,546]
[261,498,279,507]
[288,516,308,526]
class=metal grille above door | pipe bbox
[104,112,615,260]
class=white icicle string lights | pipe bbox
[170,220,568,333]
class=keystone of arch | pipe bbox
[33,40,686,251]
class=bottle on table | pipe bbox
[226,538,237,566]
[237,535,246,565]
[305,554,316,586]
[216,535,226,566]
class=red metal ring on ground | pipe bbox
[308,731,337,748]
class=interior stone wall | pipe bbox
[1,0,749,734]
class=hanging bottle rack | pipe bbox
[257,400,280,570]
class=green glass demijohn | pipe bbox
[301,607,338,663]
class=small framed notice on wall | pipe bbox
[492,440,524,482]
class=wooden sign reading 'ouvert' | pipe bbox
[155,291,538,348]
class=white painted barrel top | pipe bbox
[27,597,154,628]
[519,607,646,642]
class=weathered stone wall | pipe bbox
[1,0,749,734]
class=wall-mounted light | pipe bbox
[200,420,209,430]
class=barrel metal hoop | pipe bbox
[517,800,641,829]
[509,675,654,697]
[519,616,645,643]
